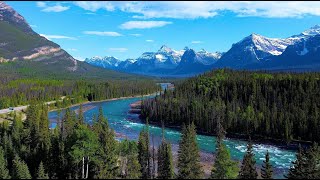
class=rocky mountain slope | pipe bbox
[0,1,149,80]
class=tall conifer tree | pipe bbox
[177,123,203,179]
[261,151,273,179]
[157,125,174,179]
[239,138,258,179]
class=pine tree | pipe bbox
[37,161,49,179]
[239,138,258,179]
[157,126,174,179]
[138,126,151,179]
[177,123,203,179]
[303,142,320,179]
[126,154,142,179]
[11,115,23,150]
[2,131,14,178]
[261,151,273,179]
[118,139,141,179]
[93,107,119,179]
[38,105,51,168]
[211,142,239,179]
[69,124,99,179]
[13,155,32,179]
[211,117,238,179]
[286,145,307,179]
[25,103,41,147]
[0,147,10,179]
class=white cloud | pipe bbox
[40,34,77,40]
[36,2,46,8]
[191,41,203,44]
[74,1,115,11]
[37,2,69,13]
[120,21,172,29]
[146,40,154,42]
[130,33,142,37]
[30,25,37,28]
[108,48,128,53]
[72,1,320,19]
[42,5,70,12]
[83,31,123,36]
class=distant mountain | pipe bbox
[197,49,223,65]
[82,23,320,76]
[118,58,136,69]
[263,34,320,71]
[174,48,221,74]
[215,25,320,70]
[85,56,121,70]
[214,33,299,69]
[85,45,222,76]
[0,1,149,80]
[130,45,185,73]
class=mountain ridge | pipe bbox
[85,45,222,76]
[0,1,152,80]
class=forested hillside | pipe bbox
[0,75,159,109]
[141,69,320,143]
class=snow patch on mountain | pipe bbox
[85,56,121,69]
[242,33,296,56]
[155,54,166,62]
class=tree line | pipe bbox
[141,69,320,143]
[0,78,160,109]
[1,102,319,179]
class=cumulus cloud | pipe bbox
[36,2,46,8]
[72,1,320,19]
[74,1,115,11]
[40,34,77,40]
[36,2,69,12]
[120,21,172,29]
[83,31,123,36]
[108,48,128,53]
[41,5,70,12]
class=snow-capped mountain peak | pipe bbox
[302,25,320,36]
[158,45,173,53]
[126,58,136,63]
[236,33,296,56]
[85,56,121,68]
[198,48,207,53]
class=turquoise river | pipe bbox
[48,89,296,179]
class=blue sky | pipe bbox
[6,1,320,61]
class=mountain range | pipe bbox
[85,46,222,76]
[1,1,320,79]
[86,25,320,76]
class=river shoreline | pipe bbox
[140,117,306,152]
[48,93,157,113]
[129,100,302,151]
